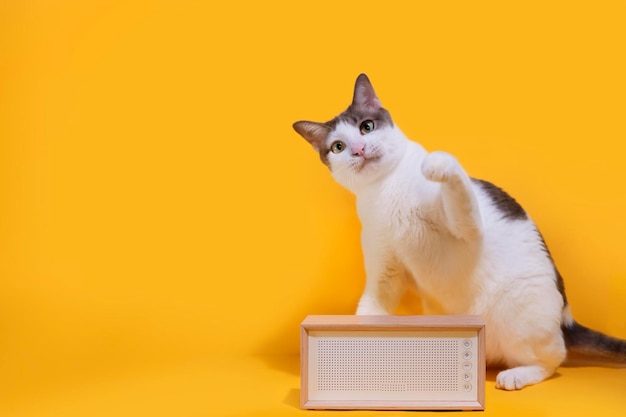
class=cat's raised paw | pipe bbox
[421,151,460,183]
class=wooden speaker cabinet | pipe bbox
[300,315,486,411]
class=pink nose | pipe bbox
[351,142,365,156]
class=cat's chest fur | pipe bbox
[356,148,437,242]
[354,145,482,312]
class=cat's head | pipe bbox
[293,74,406,192]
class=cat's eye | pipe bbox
[331,141,346,154]
[359,120,375,135]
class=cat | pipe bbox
[292,73,626,390]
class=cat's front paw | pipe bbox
[356,294,391,315]
[421,151,461,183]
[495,366,549,390]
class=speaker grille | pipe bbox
[317,338,459,392]
[307,330,478,403]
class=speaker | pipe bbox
[300,315,485,411]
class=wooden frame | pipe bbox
[300,315,486,411]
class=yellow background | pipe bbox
[1,1,625,416]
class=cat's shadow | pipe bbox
[486,367,499,383]
[283,388,301,409]
[261,353,300,376]
[259,354,300,409]
[562,354,626,369]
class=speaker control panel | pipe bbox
[460,339,475,392]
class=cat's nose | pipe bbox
[351,142,366,157]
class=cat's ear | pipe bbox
[352,73,382,110]
[293,121,331,152]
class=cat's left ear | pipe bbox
[292,121,331,152]
[352,73,382,110]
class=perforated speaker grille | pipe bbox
[317,338,459,392]
[307,330,478,403]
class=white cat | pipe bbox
[293,74,626,390]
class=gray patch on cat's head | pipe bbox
[292,74,394,168]
[336,73,394,130]
[330,103,394,132]
[292,121,333,166]
[472,178,527,221]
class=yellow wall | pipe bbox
[1,0,625,411]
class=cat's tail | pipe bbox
[563,321,626,363]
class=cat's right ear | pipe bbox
[292,121,331,152]
[352,73,382,110]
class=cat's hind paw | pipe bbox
[421,151,461,183]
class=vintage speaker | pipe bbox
[300,315,486,411]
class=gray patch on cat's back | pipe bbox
[535,227,568,306]
[472,178,527,221]
[473,178,567,304]
[317,139,331,167]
